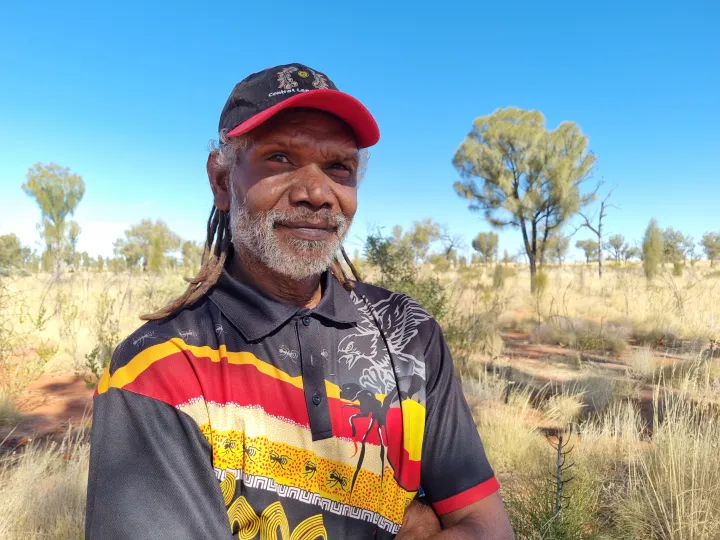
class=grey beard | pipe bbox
[228,193,350,280]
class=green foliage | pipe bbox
[606,233,629,262]
[453,107,596,289]
[0,390,22,428]
[0,233,31,272]
[672,261,685,277]
[544,235,570,265]
[701,232,720,266]
[96,256,104,272]
[443,287,505,377]
[492,264,506,289]
[427,253,451,272]
[642,219,664,279]
[364,230,447,319]
[84,292,120,385]
[64,220,81,266]
[575,239,599,264]
[114,219,181,272]
[532,318,629,354]
[471,231,499,264]
[21,163,85,272]
[533,270,549,295]
[662,227,693,263]
[107,257,125,274]
[624,246,642,263]
[181,240,204,274]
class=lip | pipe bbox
[276,221,337,241]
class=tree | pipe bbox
[439,226,464,263]
[606,234,629,263]
[65,220,81,266]
[642,219,664,279]
[96,256,104,273]
[391,219,442,262]
[21,163,85,272]
[662,228,693,264]
[181,241,204,274]
[701,232,720,266]
[81,251,92,270]
[0,233,31,270]
[573,184,616,278]
[471,232,499,264]
[364,228,447,319]
[453,107,596,290]
[624,246,642,263]
[114,219,181,272]
[544,234,570,266]
[575,239,599,264]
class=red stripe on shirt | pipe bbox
[432,477,501,515]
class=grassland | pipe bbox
[2,262,720,539]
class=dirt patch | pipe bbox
[1,373,93,453]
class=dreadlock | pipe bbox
[141,208,363,321]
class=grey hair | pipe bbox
[208,129,370,181]
[208,129,250,172]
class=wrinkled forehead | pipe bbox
[243,108,360,153]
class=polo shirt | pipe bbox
[85,269,499,539]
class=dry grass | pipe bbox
[0,391,22,428]
[614,388,720,539]
[0,426,89,539]
[1,263,720,539]
[628,346,660,380]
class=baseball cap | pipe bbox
[218,63,380,149]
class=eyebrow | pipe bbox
[253,138,360,162]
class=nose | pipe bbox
[287,164,336,211]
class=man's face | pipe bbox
[210,108,360,280]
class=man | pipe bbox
[85,63,514,540]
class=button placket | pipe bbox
[296,315,333,440]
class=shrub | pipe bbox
[492,264,506,290]
[628,346,658,380]
[532,317,629,355]
[443,287,506,378]
[0,390,22,428]
[84,292,120,385]
[642,219,664,280]
[672,261,684,277]
[533,270,549,295]
[364,231,448,319]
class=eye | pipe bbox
[327,163,352,176]
[268,154,290,164]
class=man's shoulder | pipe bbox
[110,298,217,375]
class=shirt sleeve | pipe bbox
[85,387,232,540]
[420,321,500,515]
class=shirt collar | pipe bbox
[208,269,360,341]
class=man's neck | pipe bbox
[228,248,323,309]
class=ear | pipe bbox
[207,153,230,211]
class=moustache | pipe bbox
[267,208,348,229]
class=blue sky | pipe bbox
[1,0,718,260]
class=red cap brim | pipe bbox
[226,89,380,148]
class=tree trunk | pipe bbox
[529,255,537,293]
[598,217,604,279]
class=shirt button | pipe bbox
[312,392,322,406]
[302,316,311,327]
